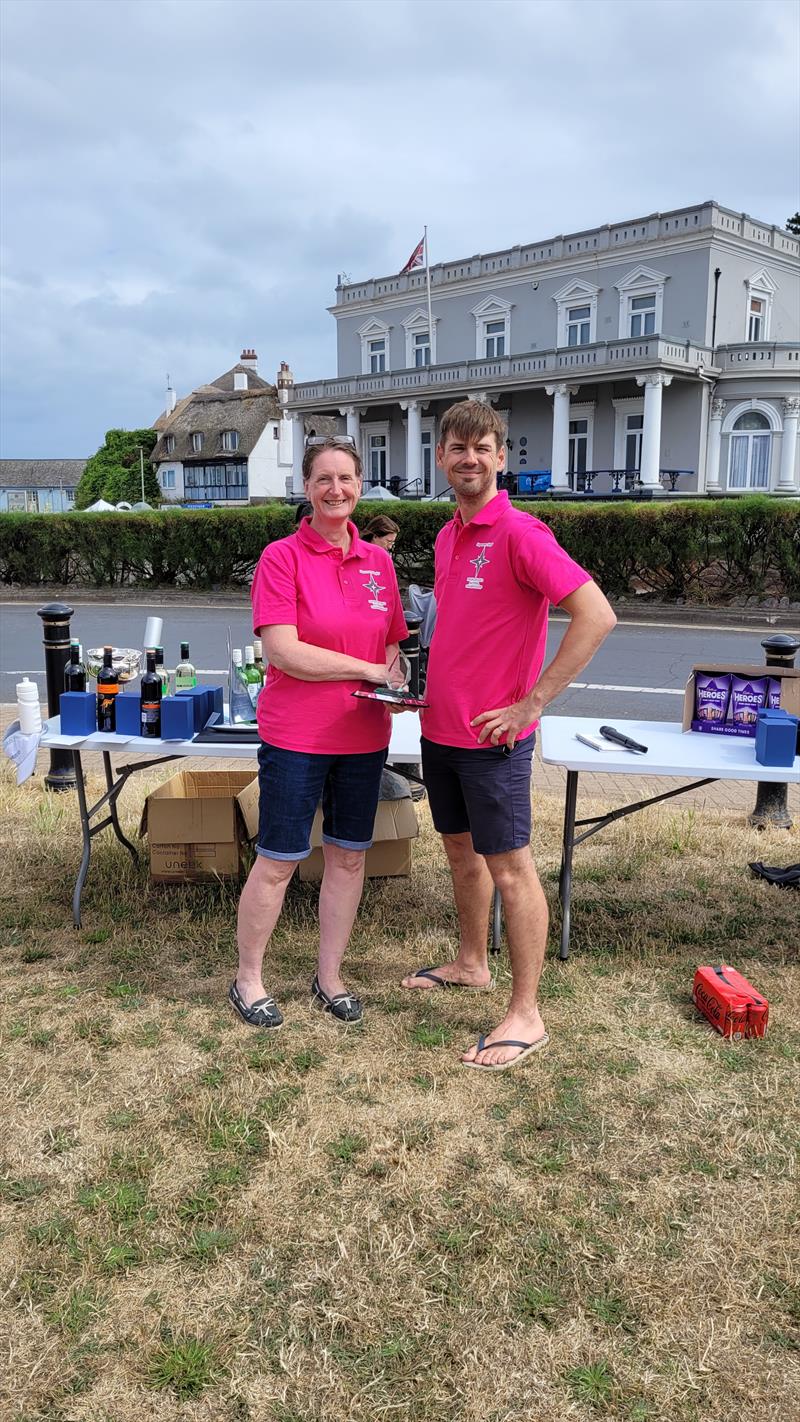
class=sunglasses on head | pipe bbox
[304,435,357,449]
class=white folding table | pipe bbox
[39,713,423,927]
[539,715,799,960]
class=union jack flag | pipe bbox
[401,237,425,273]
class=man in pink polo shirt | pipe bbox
[401,400,616,1071]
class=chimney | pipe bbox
[277,360,294,406]
[166,373,177,414]
[240,348,258,371]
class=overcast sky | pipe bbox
[1,0,798,457]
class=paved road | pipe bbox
[0,600,779,722]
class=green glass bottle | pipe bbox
[175,641,197,690]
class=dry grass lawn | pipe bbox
[1,760,798,1422]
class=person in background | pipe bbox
[400,400,616,1072]
[361,514,399,553]
[230,436,407,1031]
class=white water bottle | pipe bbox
[16,677,43,735]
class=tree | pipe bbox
[786,212,800,235]
[75,429,160,509]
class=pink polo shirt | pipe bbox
[421,490,591,749]
[251,518,408,754]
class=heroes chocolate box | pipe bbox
[682,663,800,740]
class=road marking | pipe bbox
[567,681,684,695]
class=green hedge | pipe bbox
[1,497,797,602]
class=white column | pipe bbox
[340,406,361,444]
[636,372,672,487]
[778,397,800,490]
[291,413,304,494]
[705,398,725,491]
[401,399,423,491]
[545,383,577,489]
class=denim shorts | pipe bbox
[420,733,535,856]
[256,742,386,861]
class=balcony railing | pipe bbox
[288,337,714,408]
[715,343,800,373]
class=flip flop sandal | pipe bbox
[462,1032,550,1072]
[228,981,283,1030]
[311,974,363,1023]
[405,966,493,991]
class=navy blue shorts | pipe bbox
[256,742,386,861]
[421,734,535,856]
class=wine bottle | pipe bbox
[243,646,262,710]
[96,646,119,732]
[175,641,197,690]
[230,648,254,724]
[253,637,265,683]
[140,650,162,738]
[64,639,87,693]
[155,645,170,697]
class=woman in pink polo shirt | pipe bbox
[229,436,407,1030]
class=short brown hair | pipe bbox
[362,515,399,542]
[302,437,363,483]
[438,400,506,452]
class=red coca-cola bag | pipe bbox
[692,964,768,1039]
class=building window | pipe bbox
[629,294,656,337]
[615,266,667,340]
[164,434,175,455]
[368,434,387,484]
[554,280,599,348]
[472,295,512,360]
[161,468,176,489]
[566,306,591,347]
[403,309,436,367]
[191,432,203,454]
[727,411,771,490]
[421,431,432,494]
[744,268,776,341]
[358,318,391,375]
[221,430,239,452]
[184,461,248,501]
[413,331,431,367]
[747,297,765,342]
[568,419,589,473]
[368,338,386,374]
[484,320,506,357]
[624,414,644,470]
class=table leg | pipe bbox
[72,751,91,929]
[103,752,139,867]
[558,770,579,961]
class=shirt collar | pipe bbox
[454,488,510,530]
[296,517,366,560]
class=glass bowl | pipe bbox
[85,647,142,683]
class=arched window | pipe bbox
[727,410,771,490]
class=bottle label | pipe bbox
[141,703,161,732]
[247,681,261,709]
[175,674,197,689]
[97,682,119,694]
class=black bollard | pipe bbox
[400,616,422,698]
[748,633,799,829]
[37,602,77,792]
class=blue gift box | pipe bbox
[59,691,97,735]
[161,696,195,741]
[114,694,142,734]
[755,708,799,768]
[207,685,224,716]
[175,685,212,731]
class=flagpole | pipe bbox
[424,225,434,367]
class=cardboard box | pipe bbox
[299,797,419,881]
[682,664,800,740]
[140,769,259,882]
[692,964,769,1039]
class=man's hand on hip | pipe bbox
[471,692,541,750]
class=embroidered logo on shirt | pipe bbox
[360,569,388,611]
[465,542,493,590]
